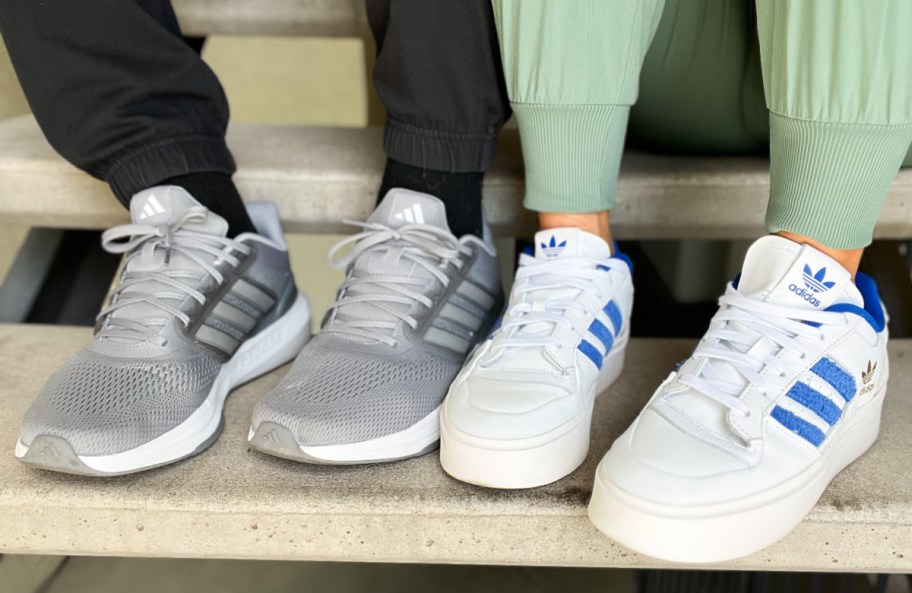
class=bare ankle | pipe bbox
[776,231,863,278]
[539,211,613,246]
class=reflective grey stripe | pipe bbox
[212,301,257,333]
[205,316,246,342]
[432,317,475,341]
[231,279,275,312]
[447,293,487,319]
[456,281,495,310]
[196,325,240,355]
[223,292,264,319]
[438,303,483,332]
[425,326,471,354]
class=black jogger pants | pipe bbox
[0,0,511,202]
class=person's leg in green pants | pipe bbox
[632,0,912,271]
[440,0,912,561]
[587,0,910,563]
[439,0,665,489]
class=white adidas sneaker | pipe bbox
[440,228,634,488]
[588,235,889,563]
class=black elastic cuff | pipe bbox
[383,118,498,173]
[105,135,236,205]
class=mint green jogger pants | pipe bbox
[492,0,912,249]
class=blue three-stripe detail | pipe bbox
[771,406,825,446]
[785,382,841,425]
[578,340,603,369]
[810,358,856,402]
[588,319,614,352]
[604,301,623,335]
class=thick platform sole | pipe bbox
[587,383,887,563]
[439,344,626,489]
[248,404,441,465]
[15,295,312,477]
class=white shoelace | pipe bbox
[323,220,488,346]
[483,254,621,371]
[97,207,250,346]
[677,285,849,416]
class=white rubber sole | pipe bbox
[439,343,627,489]
[248,404,441,465]
[587,383,887,563]
[15,294,311,476]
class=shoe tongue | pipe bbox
[667,235,863,444]
[534,228,612,260]
[101,187,231,346]
[369,188,451,232]
[130,186,229,237]
[331,189,454,344]
[484,229,611,373]
[358,188,452,278]
[737,235,862,309]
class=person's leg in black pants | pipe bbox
[367,0,512,238]
[0,0,510,238]
[247,1,512,466]
[0,0,255,236]
[4,1,320,477]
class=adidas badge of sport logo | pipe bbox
[393,203,425,224]
[788,265,834,308]
[138,194,166,220]
[540,235,567,258]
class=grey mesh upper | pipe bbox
[19,187,296,455]
[20,344,221,455]
[253,333,461,445]
[251,189,502,446]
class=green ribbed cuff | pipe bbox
[512,103,630,213]
[766,112,912,249]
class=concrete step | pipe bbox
[3,115,912,239]
[171,0,364,37]
[1,324,910,570]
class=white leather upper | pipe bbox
[600,236,889,506]
[443,228,633,441]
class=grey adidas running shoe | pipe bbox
[249,188,503,464]
[15,186,310,476]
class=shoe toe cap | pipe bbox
[444,376,580,440]
[21,346,219,456]
[251,384,441,447]
[601,408,750,505]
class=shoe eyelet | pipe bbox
[779,372,786,378]
[800,352,807,360]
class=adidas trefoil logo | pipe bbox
[393,203,425,224]
[860,360,877,395]
[788,264,835,307]
[540,235,568,258]
[862,360,877,384]
[802,265,835,293]
[138,194,166,220]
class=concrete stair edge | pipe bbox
[0,325,910,571]
[3,116,912,239]
[170,0,365,37]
